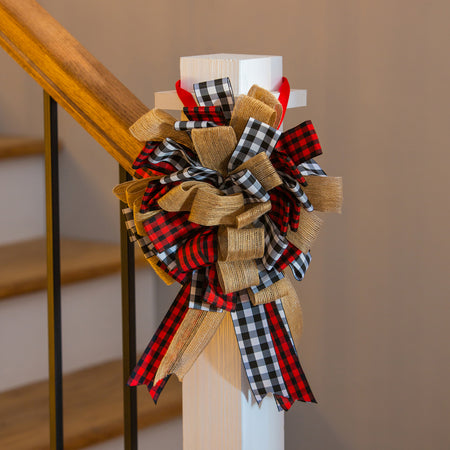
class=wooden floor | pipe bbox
[0,237,147,300]
[0,359,182,450]
[0,135,45,159]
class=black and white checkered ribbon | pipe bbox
[222,169,270,203]
[189,269,223,312]
[194,77,235,120]
[122,207,156,259]
[231,291,290,408]
[278,173,314,212]
[228,118,281,171]
[298,158,327,177]
[149,138,199,170]
[174,120,218,131]
[174,78,235,130]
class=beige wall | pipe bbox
[1,0,449,448]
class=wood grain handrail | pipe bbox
[0,0,148,174]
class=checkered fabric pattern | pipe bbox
[274,243,302,272]
[279,173,313,212]
[269,187,301,233]
[289,251,312,281]
[194,78,235,121]
[231,291,289,403]
[189,269,223,312]
[160,166,223,186]
[250,259,285,294]
[204,265,237,311]
[270,150,307,186]
[275,120,323,166]
[264,300,316,404]
[174,120,218,130]
[298,159,327,177]
[225,169,270,203]
[122,207,156,259]
[122,207,138,242]
[258,215,289,271]
[189,266,236,311]
[275,394,295,411]
[132,141,160,170]
[149,138,199,170]
[228,118,281,171]
[152,241,190,284]
[127,282,191,397]
[140,180,176,213]
[176,228,218,272]
[183,106,227,125]
[154,244,179,272]
[132,141,175,177]
[146,376,171,403]
[268,192,290,236]
[143,211,204,253]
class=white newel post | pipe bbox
[155,54,307,450]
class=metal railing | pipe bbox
[44,93,138,449]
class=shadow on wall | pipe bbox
[286,407,348,450]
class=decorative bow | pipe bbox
[114,77,343,411]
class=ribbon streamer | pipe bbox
[114,76,343,411]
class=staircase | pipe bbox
[0,0,187,446]
[0,100,180,448]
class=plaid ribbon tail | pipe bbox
[127,282,191,403]
[231,291,290,404]
[264,300,316,407]
[231,293,316,410]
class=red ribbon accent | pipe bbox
[176,77,291,127]
[277,77,290,128]
[175,80,198,108]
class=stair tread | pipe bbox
[0,237,147,300]
[0,135,45,159]
[0,359,182,449]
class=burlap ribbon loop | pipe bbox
[188,189,245,226]
[129,108,194,149]
[286,210,323,253]
[280,276,304,351]
[247,84,283,129]
[235,201,272,228]
[218,225,265,262]
[303,176,344,213]
[216,259,260,294]
[249,277,291,306]
[229,95,277,141]
[232,152,283,191]
[113,177,162,235]
[157,181,222,212]
[191,126,237,176]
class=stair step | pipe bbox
[0,135,46,159]
[0,237,147,300]
[0,359,182,450]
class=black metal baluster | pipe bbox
[119,166,138,449]
[44,92,63,450]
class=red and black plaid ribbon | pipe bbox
[183,106,227,125]
[128,281,191,402]
[143,211,204,253]
[264,300,316,405]
[176,228,218,272]
[274,120,323,166]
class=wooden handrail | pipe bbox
[0,0,148,174]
